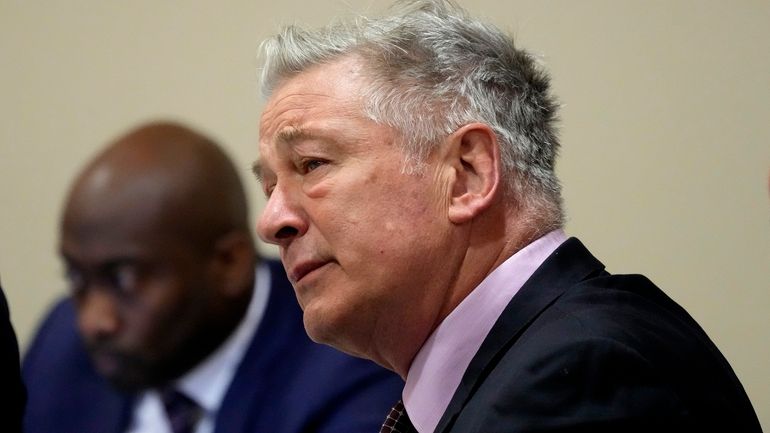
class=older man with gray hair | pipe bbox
[253,1,761,432]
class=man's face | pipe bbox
[60,198,218,390]
[256,57,458,368]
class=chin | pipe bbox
[302,308,336,345]
[302,305,367,359]
[103,370,153,392]
[95,357,163,391]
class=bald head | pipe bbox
[60,121,256,390]
[64,122,250,254]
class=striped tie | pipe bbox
[160,388,203,433]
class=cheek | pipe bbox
[354,175,434,223]
[326,180,442,255]
[116,307,163,357]
[126,285,190,351]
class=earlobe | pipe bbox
[446,123,501,224]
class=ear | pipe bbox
[444,123,501,224]
[210,230,256,297]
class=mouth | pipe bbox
[89,348,124,376]
[289,259,332,284]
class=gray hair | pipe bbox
[259,0,563,229]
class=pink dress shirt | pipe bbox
[403,230,567,433]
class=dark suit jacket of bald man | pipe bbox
[436,238,762,433]
[1,284,25,433]
[22,259,403,433]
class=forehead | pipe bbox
[259,56,369,141]
[61,183,179,264]
[255,57,397,187]
[61,215,167,266]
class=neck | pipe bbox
[391,205,549,378]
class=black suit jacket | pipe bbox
[1,284,25,433]
[22,260,403,433]
[436,238,761,432]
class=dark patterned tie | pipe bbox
[160,388,203,433]
[380,400,418,433]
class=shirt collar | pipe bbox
[172,263,271,414]
[403,230,567,433]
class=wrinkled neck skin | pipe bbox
[368,201,536,379]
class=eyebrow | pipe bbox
[275,126,313,145]
[252,126,335,184]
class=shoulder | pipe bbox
[263,338,403,433]
[22,296,101,388]
[22,297,83,372]
[512,272,744,401]
[22,297,129,433]
[452,273,760,432]
[526,273,716,364]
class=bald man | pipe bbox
[22,122,402,433]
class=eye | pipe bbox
[300,158,327,173]
[64,266,86,296]
[105,263,141,295]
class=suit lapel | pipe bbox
[434,238,605,433]
[213,260,298,433]
[107,395,135,433]
[76,375,133,433]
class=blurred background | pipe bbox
[1,0,767,427]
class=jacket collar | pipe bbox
[435,238,605,433]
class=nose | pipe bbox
[257,184,308,246]
[76,290,121,342]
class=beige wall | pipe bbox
[1,0,767,427]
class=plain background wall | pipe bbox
[1,0,767,427]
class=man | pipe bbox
[0,281,25,433]
[253,1,762,432]
[23,122,402,433]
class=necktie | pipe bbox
[160,388,203,433]
[380,400,418,433]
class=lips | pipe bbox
[289,259,331,284]
[88,348,125,377]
